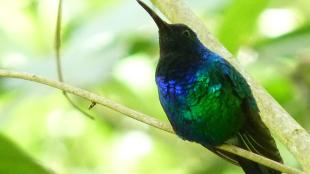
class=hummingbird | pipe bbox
[137,1,283,174]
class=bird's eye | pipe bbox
[182,30,192,38]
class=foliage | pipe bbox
[0,0,309,173]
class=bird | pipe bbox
[137,1,283,174]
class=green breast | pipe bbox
[156,67,245,146]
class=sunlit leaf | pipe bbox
[217,0,269,53]
[0,134,52,174]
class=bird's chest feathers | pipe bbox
[155,54,245,145]
[156,62,224,123]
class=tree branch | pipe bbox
[0,69,305,174]
[150,0,310,173]
[54,0,94,119]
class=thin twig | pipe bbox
[54,0,94,119]
[0,69,305,174]
[55,0,63,82]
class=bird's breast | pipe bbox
[155,67,244,146]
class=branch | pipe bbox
[54,0,63,82]
[54,0,94,119]
[150,0,310,173]
[0,69,305,174]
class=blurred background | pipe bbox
[0,0,309,173]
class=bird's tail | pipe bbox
[235,104,283,174]
[215,128,282,174]
[236,133,280,174]
[213,103,283,174]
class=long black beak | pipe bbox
[137,0,170,31]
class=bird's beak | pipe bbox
[137,0,170,31]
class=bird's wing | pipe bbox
[218,59,282,161]
[216,58,283,174]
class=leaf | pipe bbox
[0,134,53,174]
[217,0,269,53]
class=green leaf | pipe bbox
[0,134,53,174]
[217,0,269,53]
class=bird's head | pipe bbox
[137,0,203,56]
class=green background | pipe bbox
[0,0,310,173]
